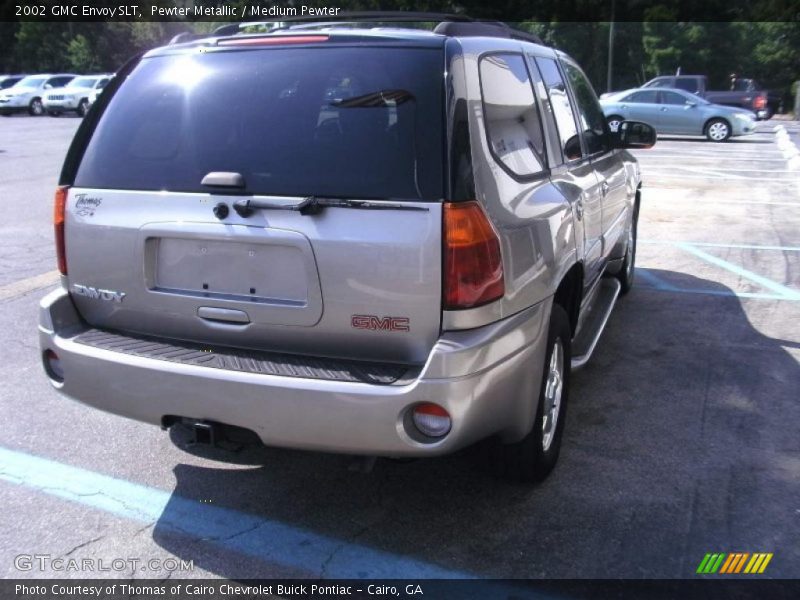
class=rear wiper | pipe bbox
[233,196,429,217]
[330,89,415,108]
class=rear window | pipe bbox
[674,78,699,93]
[75,46,445,200]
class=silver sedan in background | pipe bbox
[600,87,756,142]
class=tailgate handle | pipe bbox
[197,307,250,324]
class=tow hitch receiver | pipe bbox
[192,421,218,446]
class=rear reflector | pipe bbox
[43,349,64,382]
[412,403,451,438]
[218,35,329,46]
[54,186,68,275]
[443,201,504,310]
[753,96,766,110]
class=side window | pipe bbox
[661,91,691,105]
[625,90,659,103]
[479,53,546,177]
[647,78,673,89]
[450,99,475,201]
[535,57,580,161]
[674,78,699,94]
[562,61,610,156]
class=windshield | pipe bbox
[75,47,444,200]
[67,77,99,89]
[15,76,47,88]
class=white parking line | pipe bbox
[640,155,786,162]
[641,187,800,206]
[0,271,60,302]
[641,240,800,252]
[643,173,798,183]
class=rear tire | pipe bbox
[616,201,639,294]
[705,118,731,142]
[607,115,624,133]
[491,304,571,482]
[28,98,44,116]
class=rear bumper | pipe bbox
[39,288,550,457]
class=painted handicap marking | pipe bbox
[0,446,472,579]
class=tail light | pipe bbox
[443,201,504,309]
[753,95,766,110]
[54,186,68,275]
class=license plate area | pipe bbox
[154,238,307,305]
[139,223,323,327]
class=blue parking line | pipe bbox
[674,243,800,301]
[636,269,797,301]
[636,268,682,291]
[0,446,472,579]
[640,240,800,252]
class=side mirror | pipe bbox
[564,134,582,160]
[44,84,52,89]
[686,101,697,107]
[613,121,656,149]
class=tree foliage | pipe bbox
[0,3,797,104]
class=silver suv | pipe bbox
[39,19,654,481]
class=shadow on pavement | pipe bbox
[151,270,800,580]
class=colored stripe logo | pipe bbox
[697,552,773,574]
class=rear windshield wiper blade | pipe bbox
[233,196,429,217]
[330,89,415,108]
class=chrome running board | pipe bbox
[571,278,621,370]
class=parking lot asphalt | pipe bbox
[0,115,798,581]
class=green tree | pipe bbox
[67,34,101,72]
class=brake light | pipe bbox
[54,186,68,275]
[753,95,766,110]
[443,201,504,310]
[218,35,329,46]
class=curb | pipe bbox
[774,125,800,170]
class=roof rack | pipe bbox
[433,21,543,45]
[193,12,544,46]
[211,12,474,37]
